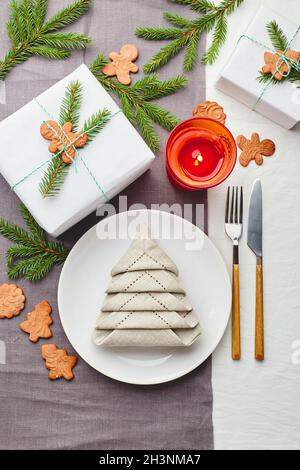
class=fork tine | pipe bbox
[230,186,235,223]
[239,187,243,224]
[235,186,238,223]
[225,187,230,223]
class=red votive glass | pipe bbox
[166,117,237,190]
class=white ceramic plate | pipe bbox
[58,210,231,385]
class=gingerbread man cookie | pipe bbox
[102,44,139,85]
[262,49,300,81]
[40,120,88,164]
[0,283,25,319]
[193,100,227,125]
[237,133,276,167]
[19,300,53,343]
[41,344,77,381]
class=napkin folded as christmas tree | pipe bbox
[92,227,201,347]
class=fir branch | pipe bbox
[0,204,69,281]
[40,81,84,198]
[90,54,187,151]
[0,0,92,82]
[202,14,227,65]
[59,81,83,130]
[135,0,245,72]
[29,46,71,60]
[163,12,195,28]
[40,83,111,198]
[170,0,217,14]
[39,157,70,198]
[267,21,289,51]
[7,253,60,281]
[19,203,46,240]
[41,32,91,50]
[82,109,112,141]
[42,0,91,32]
[34,0,48,29]
[136,107,160,152]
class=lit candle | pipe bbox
[166,117,237,190]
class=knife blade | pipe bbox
[247,179,264,361]
[247,179,262,257]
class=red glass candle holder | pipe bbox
[166,117,237,190]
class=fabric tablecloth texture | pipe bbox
[0,1,210,450]
[208,0,300,451]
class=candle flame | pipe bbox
[193,150,203,166]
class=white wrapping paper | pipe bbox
[0,64,155,236]
[216,6,300,129]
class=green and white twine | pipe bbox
[11,98,121,200]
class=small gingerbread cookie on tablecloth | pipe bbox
[102,44,139,85]
[237,132,276,167]
[41,344,77,381]
[0,283,25,319]
[19,300,53,343]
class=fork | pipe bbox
[225,186,243,360]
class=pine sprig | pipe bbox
[39,82,111,197]
[258,21,300,86]
[82,109,112,141]
[59,80,82,130]
[0,204,69,281]
[202,14,227,65]
[89,53,187,151]
[135,0,245,72]
[267,20,289,51]
[39,157,70,198]
[0,0,92,82]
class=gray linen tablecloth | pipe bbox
[0,0,212,450]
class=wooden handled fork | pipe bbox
[225,187,243,360]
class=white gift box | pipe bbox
[215,6,300,129]
[0,64,155,236]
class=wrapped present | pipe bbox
[0,64,155,236]
[216,6,300,129]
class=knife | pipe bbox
[247,179,264,361]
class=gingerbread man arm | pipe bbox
[40,120,58,141]
[259,139,276,156]
[129,63,139,73]
[48,139,60,153]
[236,135,247,149]
[61,355,77,380]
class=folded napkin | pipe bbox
[92,227,201,347]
